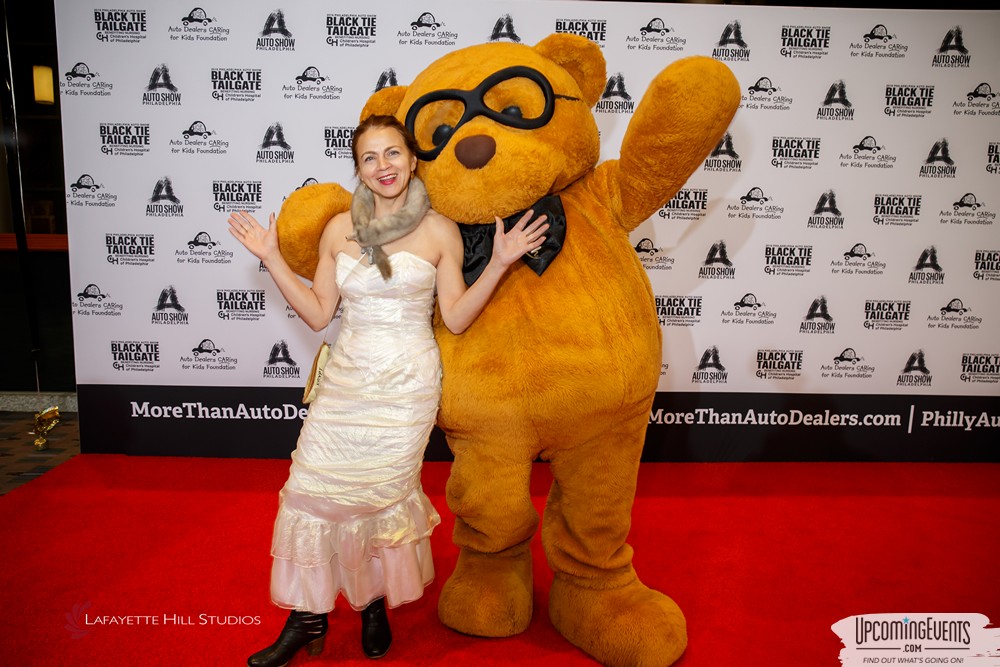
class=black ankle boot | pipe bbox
[361,598,392,659]
[247,610,328,667]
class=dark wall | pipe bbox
[0,250,75,391]
[2,0,73,392]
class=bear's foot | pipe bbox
[549,575,687,667]
[438,545,533,637]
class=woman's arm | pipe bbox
[228,210,347,331]
[434,210,548,335]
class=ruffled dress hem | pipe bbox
[269,487,440,613]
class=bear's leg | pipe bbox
[544,408,686,667]
[438,432,539,637]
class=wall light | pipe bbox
[33,65,55,105]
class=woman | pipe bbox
[228,114,547,666]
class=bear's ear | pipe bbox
[360,85,409,121]
[534,34,606,108]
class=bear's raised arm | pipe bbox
[276,182,353,280]
[592,56,740,233]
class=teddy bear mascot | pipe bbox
[277,34,739,666]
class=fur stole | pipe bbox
[348,177,429,279]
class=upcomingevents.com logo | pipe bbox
[831,613,1000,665]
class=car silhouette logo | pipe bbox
[411,12,440,29]
[189,232,217,249]
[844,243,870,260]
[740,187,770,204]
[941,298,967,315]
[953,193,981,211]
[834,348,860,364]
[77,284,108,301]
[182,8,213,26]
[967,83,995,102]
[296,66,326,85]
[65,62,97,81]
[734,293,759,310]
[182,121,213,139]
[862,24,894,43]
[748,77,776,96]
[71,174,101,193]
[192,339,220,356]
[640,18,670,36]
[853,136,882,154]
[634,238,659,255]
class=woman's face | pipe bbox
[355,126,418,200]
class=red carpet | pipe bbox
[1,456,998,666]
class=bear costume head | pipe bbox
[362,36,604,224]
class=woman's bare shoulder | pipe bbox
[319,211,354,257]
[327,210,353,233]
[423,208,459,238]
[321,211,352,240]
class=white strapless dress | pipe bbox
[269,251,442,612]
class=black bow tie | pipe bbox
[456,195,566,286]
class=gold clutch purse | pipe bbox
[302,341,331,404]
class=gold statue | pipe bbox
[30,406,60,451]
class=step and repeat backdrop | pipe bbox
[55,0,999,460]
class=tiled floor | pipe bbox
[0,411,80,496]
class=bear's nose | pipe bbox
[454,135,496,170]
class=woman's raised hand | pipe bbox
[228,210,278,262]
[492,210,549,269]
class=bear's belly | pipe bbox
[435,233,660,429]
